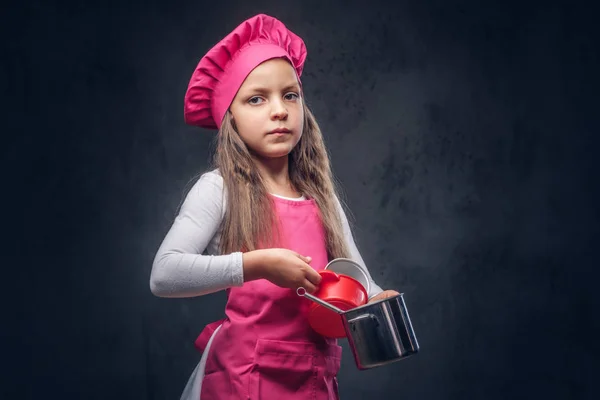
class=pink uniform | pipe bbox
[196,196,341,399]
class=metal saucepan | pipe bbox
[297,287,419,370]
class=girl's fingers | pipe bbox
[301,280,317,294]
[305,267,322,286]
[297,254,312,263]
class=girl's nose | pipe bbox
[270,100,288,120]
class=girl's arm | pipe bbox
[335,196,385,300]
[149,171,244,298]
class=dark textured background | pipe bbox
[2,0,599,398]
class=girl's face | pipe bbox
[229,58,304,160]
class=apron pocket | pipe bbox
[249,339,342,400]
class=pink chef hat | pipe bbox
[184,14,308,130]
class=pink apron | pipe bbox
[195,196,341,400]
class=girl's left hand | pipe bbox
[368,290,400,303]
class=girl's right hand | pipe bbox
[243,249,322,293]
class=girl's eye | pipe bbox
[284,92,299,101]
[248,96,264,105]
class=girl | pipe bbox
[150,14,399,400]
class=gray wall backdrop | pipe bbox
[3,0,598,399]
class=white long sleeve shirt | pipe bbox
[150,169,383,299]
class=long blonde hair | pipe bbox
[213,101,350,260]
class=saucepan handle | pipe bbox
[296,287,344,314]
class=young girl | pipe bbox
[150,14,398,400]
